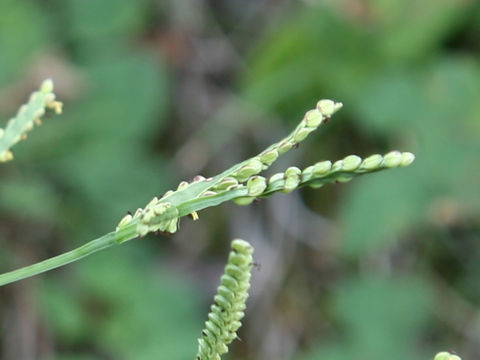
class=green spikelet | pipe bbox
[0,79,62,162]
[434,351,462,360]
[115,197,180,238]
[196,239,254,360]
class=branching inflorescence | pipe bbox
[0,82,414,289]
[0,79,62,162]
[113,99,414,240]
[196,239,254,360]
[113,99,345,237]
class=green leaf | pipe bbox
[0,1,50,86]
[0,175,59,221]
[339,169,423,256]
[342,57,480,255]
[297,275,432,360]
[242,7,379,112]
[370,0,473,61]
[66,0,147,44]
[41,247,202,360]
[334,275,432,359]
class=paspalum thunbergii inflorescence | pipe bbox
[0,81,415,288]
[196,239,253,360]
[0,80,457,360]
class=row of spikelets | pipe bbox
[115,150,414,237]
[196,240,462,360]
[196,239,254,360]
[221,99,343,183]
[0,79,62,162]
[114,99,344,237]
[231,149,414,205]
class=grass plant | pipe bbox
[0,80,458,360]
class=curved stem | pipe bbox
[0,223,138,286]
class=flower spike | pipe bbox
[196,239,254,360]
[0,79,62,162]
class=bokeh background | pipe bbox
[1,0,479,359]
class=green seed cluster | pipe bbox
[295,150,414,189]
[229,151,415,205]
[434,351,462,360]
[196,239,254,360]
[0,79,62,162]
[224,99,342,184]
[207,99,343,204]
[115,175,215,237]
[115,197,180,237]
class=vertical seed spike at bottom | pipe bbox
[196,239,254,360]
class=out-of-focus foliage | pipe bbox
[0,1,50,85]
[0,0,479,359]
[299,276,432,360]
[41,249,201,360]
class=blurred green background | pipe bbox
[0,0,479,359]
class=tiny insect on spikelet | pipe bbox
[196,239,254,360]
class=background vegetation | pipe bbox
[0,0,479,359]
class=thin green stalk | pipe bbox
[0,223,137,286]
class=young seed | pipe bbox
[246,176,267,197]
[383,151,403,168]
[434,352,462,360]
